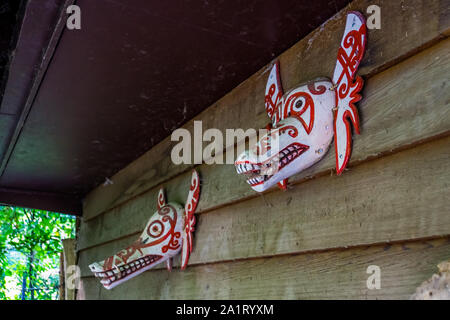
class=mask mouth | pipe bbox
[91,254,162,288]
[235,142,309,187]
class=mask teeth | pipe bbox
[236,162,262,174]
[242,143,309,186]
[96,255,162,286]
[247,176,264,186]
[94,272,106,277]
[278,144,309,170]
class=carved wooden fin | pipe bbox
[332,11,367,175]
[157,188,165,209]
[181,170,200,270]
[265,61,284,126]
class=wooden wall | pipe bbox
[76,0,450,299]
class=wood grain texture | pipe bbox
[59,252,64,300]
[82,0,449,221]
[78,237,450,299]
[78,38,450,251]
[78,135,450,277]
[62,239,76,300]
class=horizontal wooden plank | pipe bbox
[78,135,450,277]
[77,237,450,299]
[78,38,450,251]
[82,0,449,221]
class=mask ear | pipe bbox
[181,170,200,270]
[265,61,284,125]
[332,11,367,175]
[157,188,165,210]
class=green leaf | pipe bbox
[0,206,75,300]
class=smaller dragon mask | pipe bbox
[235,12,367,192]
[89,170,200,289]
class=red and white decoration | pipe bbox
[89,170,201,289]
[235,12,367,192]
[332,11,367,174]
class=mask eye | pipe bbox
[293,98,306,112]
[286,93,314,134]
[295,99,303,109]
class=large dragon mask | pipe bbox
[235,12,367,192]
[89,170,200,289]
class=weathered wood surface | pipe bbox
[78,38,450,251]
[62,239,77,300]
[79,135,450,277]
[82,0,450,221]
[59,252,65,300]
[78,237,450,299]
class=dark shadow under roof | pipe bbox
[0,0,350,215]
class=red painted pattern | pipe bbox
[181,170,200,270]
[102,205,180,269]
[333,12,367,175]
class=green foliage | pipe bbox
[0,206,75,300]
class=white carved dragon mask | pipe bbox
[235,12,367,192]
[89,170,200,289]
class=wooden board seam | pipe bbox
[79,128,450,249]
[78,233,450,279]
[363,34,448,79]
